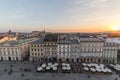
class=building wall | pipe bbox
[44,42,57,61]
[20,43,29,60]
[79,41,104,63]
[0,46,21,61]
[29,37,119,64]
[57,44,71,61]
[71,44,80,61]
[103,42,118,63]
[29,44,44,61]
[0,42,30,61]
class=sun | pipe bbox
[112,26,120,31]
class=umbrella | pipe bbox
[62,63,66,66]
[51,65,55,68]
[53,67,57,70]
[62,67,66,70]
[66,64,70,67]
[37,67,42,71]
[42,64,46,68]
[84,67,89,71]
[48,63,52,66]
[67,67,71,70]
[54,63,58,66]
[90,68,96,72]
[82,63,86,66]
[46,66,51,70]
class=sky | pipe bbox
[0,0,120,32]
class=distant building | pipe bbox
[30,30,45,38]
[0,38,35,61]
[0,36,17,43]
[0,30,17,43]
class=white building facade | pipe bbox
[29,34,120,64]
[57,40,71,62]
[79,37,104,63]
[0,39,35,61]
[103,42,118,63]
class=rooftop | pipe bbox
[59,39,79,44]
[30,38,44,44]
[44,34,58,42]
[106,38,120,44]
[0,38,35,46]
[79,36,103,42]
[71,39,79,44]
[59,39,71,44]
[0,36,4,39]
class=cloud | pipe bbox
[66,0,120,25]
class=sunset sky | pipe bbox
[0,0,120,32]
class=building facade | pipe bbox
[44,34,58,61]
[29,34,58,61]
[29,38,44,61]
[29,34,120,64]
[79,36,104,63]
[71,39,81,62]
[0,39,35,61]
[103,42,118,63]
[57,39,71,62]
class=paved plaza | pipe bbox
[0,61,120,80]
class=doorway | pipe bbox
[8,57,11,61]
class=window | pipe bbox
[4,51,6,55]
[8,51,10,55]
[12,52,14,55]
[37,45,39,47]
[16,52,18,55]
